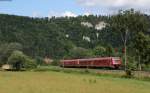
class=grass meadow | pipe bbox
[0,71,150,93]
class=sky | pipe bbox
[0,0,150,17]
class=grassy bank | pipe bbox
[34,66,150,81]
[0,71,150,93]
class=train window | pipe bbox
[114,60,119,63]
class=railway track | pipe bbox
[61,67,150,78]
[37,66,150,79]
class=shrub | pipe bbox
[66,47,93,59]
[124,69,134,78]
[51,59,60,66]
[7,50,37,70]
[84,69,90,73]
[93,45,106,57]
[35,57,44,65]
[7,50,26,71]
[142,64,150,71]
[24,58,37,69]
[127,56,137,70]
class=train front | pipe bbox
[112,57,122,69]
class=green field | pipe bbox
[0,71,150,93]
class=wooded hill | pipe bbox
[0,14,117,58]
[0,10,149,70]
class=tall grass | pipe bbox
[34,66,150,81]
[0,71,150,93]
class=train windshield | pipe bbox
[113,57,121,64]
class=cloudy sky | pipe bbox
[0,0,150,17]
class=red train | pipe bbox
[60,57,122,69]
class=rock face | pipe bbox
[81,22,93,28]
[83,36,91,42]
[81,21,107,31]
[95,21,107,30]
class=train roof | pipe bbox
[61,57,120,62]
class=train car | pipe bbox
[60,57,122,69]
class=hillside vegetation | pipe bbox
[0,9,149,70]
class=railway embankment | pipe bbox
[34,66,150,81]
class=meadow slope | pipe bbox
[0,71,150,93]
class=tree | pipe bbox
[93,45,106,57]
[0,42,23,65]
[7,50,37,70]
[65,47,93,59]
[110,9,149,70]
[24,57,37,69]
[0,14,109,59]
[105,44,115,57]
[134,32,150,70]
[7,50,26,70]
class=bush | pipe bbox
[7,50,26,71]
[51,59,60,66]
[7,50,37,70]
[0,43,23,65]
[142,64,150,71]
[84,69,90,73]
[35,57,44,65]
[127,62,137,71]
[122,56,137,70]
[124,69,134,78]
[66,47,93,59]
[93,45,106,57]
[24,58,37,69]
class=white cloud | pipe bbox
[83,12,91,16]
[32,12,43,18]
[48,11,77,18]
[48,11,59,18]
[62,11,77,17]
[77,0,150,9]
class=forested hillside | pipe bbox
[0,14,117,58]
[0,10,149,70]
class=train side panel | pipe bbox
[60,57,122,69]
[92,59,111,67]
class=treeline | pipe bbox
[0,9,149,70]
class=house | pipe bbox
[2,64,13,70]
